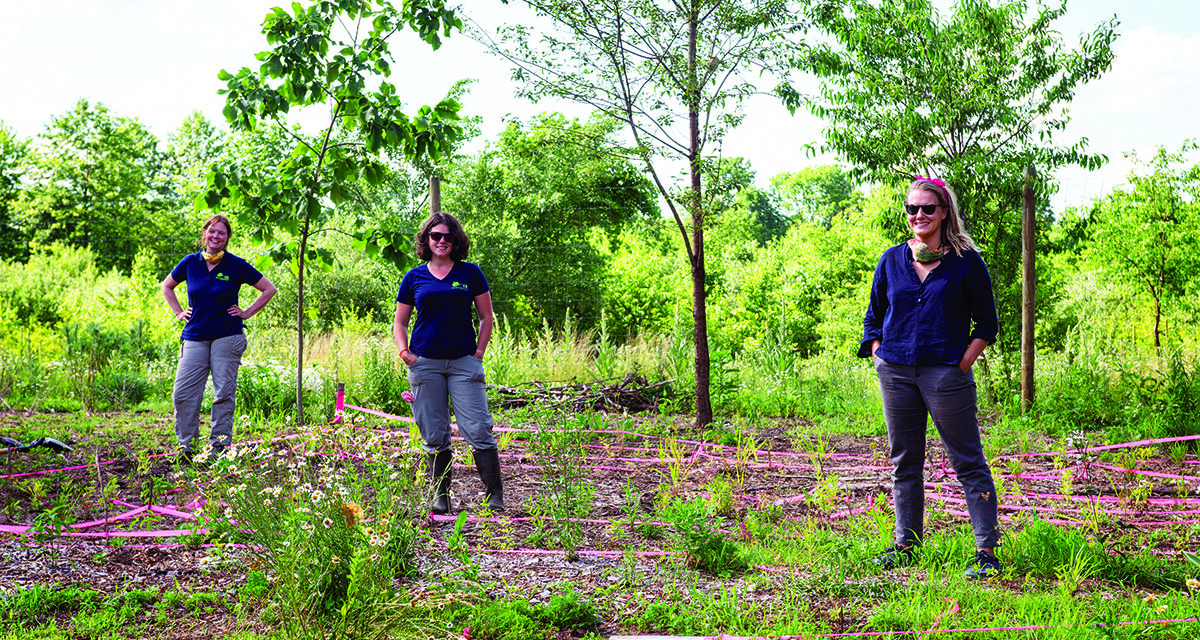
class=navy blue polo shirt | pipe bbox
[858,243,999,365]
[397,262,490,360]
[170,253,264,342]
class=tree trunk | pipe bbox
[687,3,712,427]
[296,213,310,425]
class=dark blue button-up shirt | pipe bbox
[857,243,999,365]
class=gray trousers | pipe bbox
[407,355,496,454]
[875,357,1000,549]
[173,334,247,451]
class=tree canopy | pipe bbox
[799,0,1119,384]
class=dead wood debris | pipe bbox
[490,373,668,412]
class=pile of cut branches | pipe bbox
[490,373,668,412]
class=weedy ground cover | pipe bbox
[3,405,1200,639]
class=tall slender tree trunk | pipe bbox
[296,214,310,425]
[687,2,712,427]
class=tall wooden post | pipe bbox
[430,176,441,213]
[1021,167,1036,413]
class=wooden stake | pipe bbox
[1021,167,1036,413]
[430,176,441,214]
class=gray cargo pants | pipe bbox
[173,333,247,452]
[407,355,496,454]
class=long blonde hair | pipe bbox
[908,178,978,256]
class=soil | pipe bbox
[2,408,1199,638]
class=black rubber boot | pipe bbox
[427,450,453,515]
[473,447,505,512]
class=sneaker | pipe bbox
[964,550,1001,579]
[867,544,916,569]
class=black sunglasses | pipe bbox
[428,231,453,242]
[905,204,941,216]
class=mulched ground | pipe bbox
[3,408,1200,638]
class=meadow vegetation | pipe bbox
[2,0,1200,637]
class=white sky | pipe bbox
[0,0,1197,211]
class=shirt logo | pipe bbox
[215,272,230,281]
[451,281,468,291]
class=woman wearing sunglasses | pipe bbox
[858,177,1001,578]
[394,212,503,515]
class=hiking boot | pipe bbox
[964,550,1001,579]
[867,544,916,569]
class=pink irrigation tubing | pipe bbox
[930,493,1200,518]
[994,434,1200,460]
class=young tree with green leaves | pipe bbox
[798,0,1118,385]
[1089,143,1200,355]
[482,0,805,425]
[198,0,466,422]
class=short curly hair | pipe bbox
[414,212,470,261]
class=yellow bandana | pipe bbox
[202,250,225,264]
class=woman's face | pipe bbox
[427,223,453,260]
[906,188,946,242]
[204,221,230,252]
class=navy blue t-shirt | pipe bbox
[858,243,999,365]
[170,252,264,342]
[396,262,490,360]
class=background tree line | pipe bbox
[1,0,1199,433]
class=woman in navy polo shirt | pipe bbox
[859,178,1001,578]
[394,212,502,514]
[161,214,276,458]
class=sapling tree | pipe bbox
[199,0,466,422]
[481,0,806,426]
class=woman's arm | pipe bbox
[959,338,989,373]
[394,302,417,365]
[473,291,494,360]
[228,276,277,319]
[161,275,192,322]
[858,255,889,358]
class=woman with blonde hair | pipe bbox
[859,177,1001,578]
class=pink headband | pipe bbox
[914,175,950,205]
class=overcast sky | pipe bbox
[1,0,1197,210]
